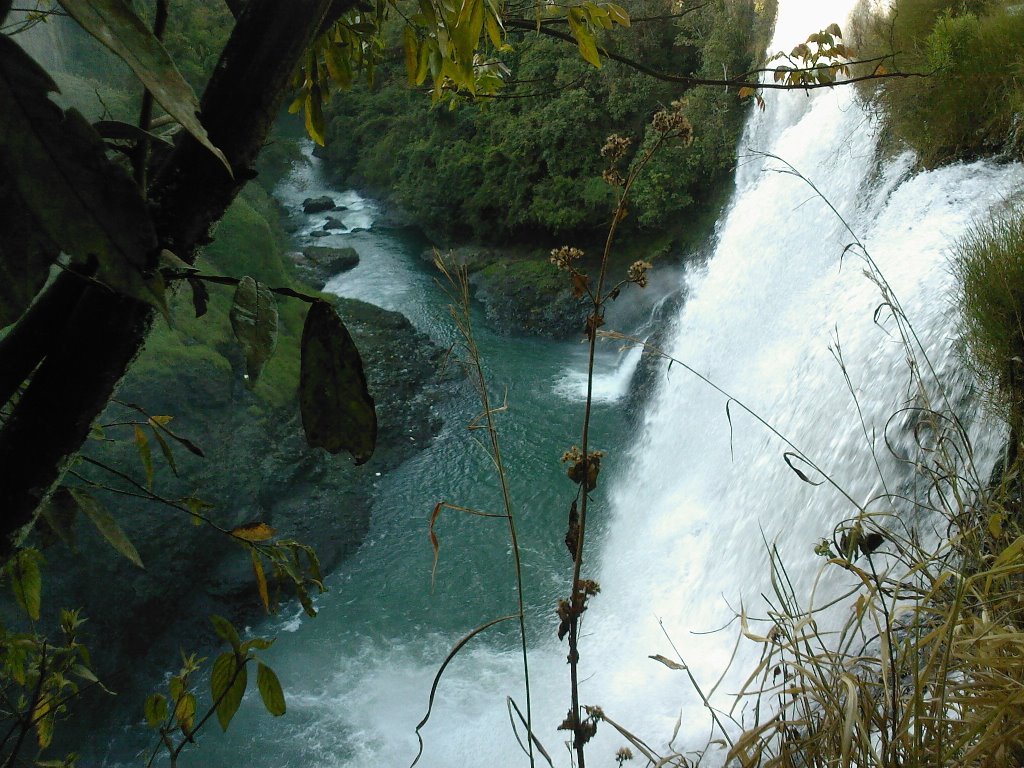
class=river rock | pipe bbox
[310,229,331,237]
[469,258,589,339]
[297,245,360,284]
[323,215,345,230]
[302,195,336,213]
[625,287,686,424]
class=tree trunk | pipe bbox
[0,0,350,558]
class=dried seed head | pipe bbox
[602,167,625,187]
[550,245,585,270]
[652,100,694,144]
[600,133,632,161]
[628,260,653,288]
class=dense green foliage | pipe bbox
[135,182,313,411]
[318,0,774,244]
[852,0,1024,166]
[953,204,1024,422]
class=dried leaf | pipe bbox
[564,500,579,560]
[299,301,377,463]
[649,654,686,670]
[231,521,276,542]
[783,451,822,486]
[570,272,590,299]
[430,502,442,588]
[252,550,270,612]
[57,0,231,173]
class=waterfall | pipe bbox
[97,1,1024,765]
[577,2,1024,763]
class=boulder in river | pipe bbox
[298,246,360,284]
[302,195,336,213]
[323,215,345,230]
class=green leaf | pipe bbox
[211,652,247,731]
[174,691,196,731]
[240,636,275,653]
[56,0,231,174]
[38,487,78,550]
[257,662,286,716]
[567,9,601,68]
[69,488,143,568]
[605,2,630,27]
[93,118,174,148]
[299,301,377,463]
[149,424,178,477]
[229,276,279,386]
[144,693,168,728]
[210,614,242,653]
[8,548,42,621]
[184,495,214,526]
[0,36,164,311]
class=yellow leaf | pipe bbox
[738,86,755,99]
[403,26,418,85]
[606,2,630,27]
[34,696,53,748]
[232,521,276,542]
[989,512,1006,538]
[252,550,270,612]
[485,10,503,49]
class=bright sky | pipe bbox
[771,0,861,50]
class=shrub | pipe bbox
[854,0,1024,166]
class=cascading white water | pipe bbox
[574,2,1024,763]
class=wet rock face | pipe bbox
[38,297,448,689]
[301,195,336,213]
[624,288,686,425]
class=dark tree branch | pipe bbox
[0,270,89,408]
[504,18,927,90]
[0,0,350,559]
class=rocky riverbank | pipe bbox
[32,179,453,713]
